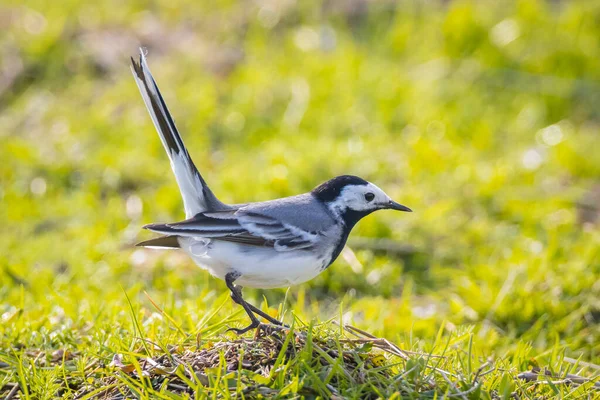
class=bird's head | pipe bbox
[311,175,411,228]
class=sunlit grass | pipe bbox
[1,0,600,398]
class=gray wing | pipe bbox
[239,193,336,232]
[144,195,333,251]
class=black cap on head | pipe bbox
[312,175,368,203]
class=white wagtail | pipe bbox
[130,50,412,334]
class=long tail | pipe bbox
[130,49,227,217]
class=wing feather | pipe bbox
[144,209,318,251]
[136,235,181,248]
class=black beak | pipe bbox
[385,200,412,212]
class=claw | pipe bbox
[227,320,260,335]
[256,323,288,336]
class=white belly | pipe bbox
[178,238,327,289]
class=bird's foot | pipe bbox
[227,322,289,336]
[226,320,260,335]
[255,323,289,336]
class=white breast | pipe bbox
[178,237,330,289]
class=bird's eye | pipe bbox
[364,192,375,202]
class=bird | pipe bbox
[130,49,412,334]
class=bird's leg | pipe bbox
[230,293,284,326]
[227,277,284,326]
[225,272,260,334]
[245,302,285,326]
[225,273,286,333]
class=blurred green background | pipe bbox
[1,0,600,385]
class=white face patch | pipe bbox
[327,182,392,215]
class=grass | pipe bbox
[1,0,600,398]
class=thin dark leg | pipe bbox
[246,303,285,326]
[229,291,284,326]
[225,272,260,334]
